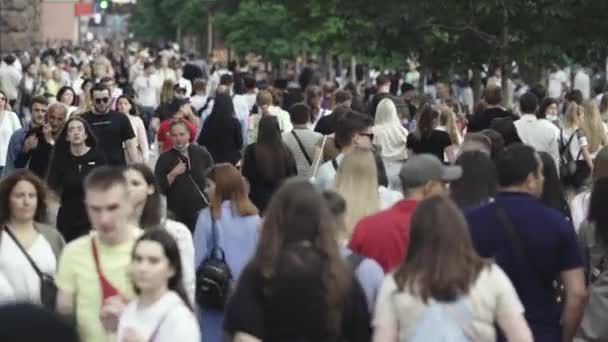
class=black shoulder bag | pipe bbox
[195,213,233,310]
[494,204,563,303]
[5,227,57,310]
[291,130,312,165]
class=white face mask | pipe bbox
[546,114,557,122]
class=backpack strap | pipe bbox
[346,252,365,270]
[291,130,312,165]
[560,129,578,155]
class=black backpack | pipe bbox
[195,213,233,310]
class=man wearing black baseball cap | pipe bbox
[349,154,462,272]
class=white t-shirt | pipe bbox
[0,110,22,167]
[515,114,560,170]
[133,74,161,108]
[548,70,568,99]
[164,220,196,305]
[374,264,524,342]
[0,231,57,304]
[561,128,588,161]
[117,291,200,342]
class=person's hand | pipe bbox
[122,327,145,342]
[23,134,39,153]
[42,124,54,143]
[99,295,127,333]
[170,160,187,177]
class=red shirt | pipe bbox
[348,199,418,273]
[157,119,197,152]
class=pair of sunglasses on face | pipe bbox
[94,97,110,104]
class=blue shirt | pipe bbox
[193,201,260,342]
[3,125,29,175]
[341,247,384,314]
[465,192,583,341]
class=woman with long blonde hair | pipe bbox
[581,100,608,158]
[334,148,381,235]
[561,103,593,188]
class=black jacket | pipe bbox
[155,145,214,231]
[198,117,243,165]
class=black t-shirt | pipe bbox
[406,129,452,161]
[81,111,135,166]
[224,251,371,342]
[314,112,337,135]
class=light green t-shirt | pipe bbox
[55,229,141,342]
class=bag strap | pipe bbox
[494,202,552,290]
[207,210,227,261]
[148,307,173,342]
[441,300,478,341]
[331,158,339,171]
[173,149,210,206]
[310,135,327,178]
[291,130,312,165]
[4,226,44,278]
[560,129,577,155]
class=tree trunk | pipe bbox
[473,67,482,104]
[206,10,213,56]
[351,56,357,83]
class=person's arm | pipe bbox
[372,277,399,342]
[55,245,77,320]
[125,138,142,164]
[581,144,593,170]
[56,289,76,317]
[4,131,22,174]
[135,117,149,163]
[235,119,244,150]
[234,333,262,342]
[490,265,534,342]
[560,268,588,342]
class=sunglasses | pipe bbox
[94,97,110,104]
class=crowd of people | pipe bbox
[1,41,608,342]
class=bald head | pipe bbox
[47,103,68,135]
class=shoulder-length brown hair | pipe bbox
[207,163,258,219]
[251,179,352,339]
[0,170,49,224]
[394,194,489,302]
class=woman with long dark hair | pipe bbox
[56,86,78,116]
[406,105,453,161]
[224,179,371,341]
[124,164,195,303]
[117,95,149,164]
[194,163,260,341]
[450,151,498,209]
[539,152,571,220]
[116,229,199,342]
[47,117,106,241]
[0,170,64,305]
[197,93,243,164]
[242,115,297,212]
[373,195,532,341]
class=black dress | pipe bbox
[47,148,107,242]
[241,143,297,212]
[155,145,214,231]
[198,117,243,165]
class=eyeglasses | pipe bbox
[94,97,110,104]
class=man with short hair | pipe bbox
[314,111,374,190]
[133,61,161,125]
[248,90,293,143]
[349,154,462,272]
[468,86,517,132]
[368,74,391,118]
[315,90,352,135]
[283,103,323,178]
[56,167,142,342]
[232,74,257,145]
[0,55,22,108]
[4,96,51,176]
[81,83,140,166]
[465,144,587,342]
[514,92,560,169]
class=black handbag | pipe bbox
[5,227,57,310]
[195,213,233,310]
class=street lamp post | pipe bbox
[202,0,217,56]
